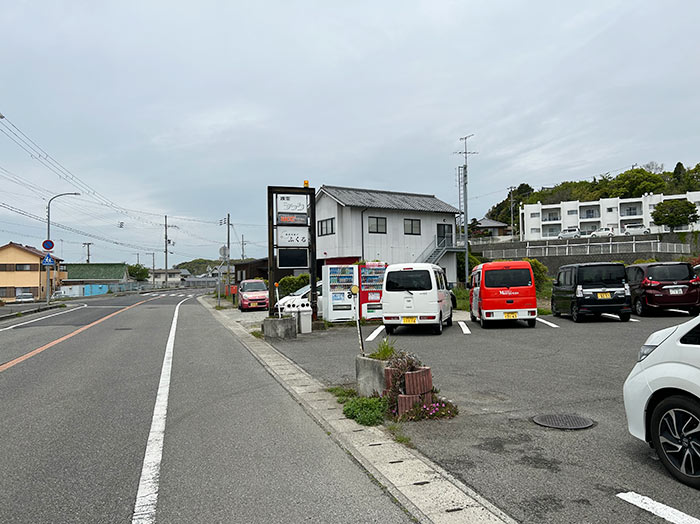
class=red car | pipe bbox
[238,279,269,311]
[626,262,700,316]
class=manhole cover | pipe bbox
[532,414,595,430]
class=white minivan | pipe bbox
[381,263,453,335]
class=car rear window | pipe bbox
[385,270,432,291]
[241,281,267,292]
[579,265,626,286]
[647,264,693,281]
[483,268,532,288]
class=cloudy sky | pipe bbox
[1,1,698,267]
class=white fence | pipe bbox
[482,240,690,260]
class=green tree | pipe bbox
[608,168,665,198]
[651,199,699,232]
[128,264,150,281]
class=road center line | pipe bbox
[0,304,88,332]
[131,297,189,524]
[617,492,700,524]
[458,321,471,335]
[365,325,385,341]
[536,317,559,328]
[0,298,156,373]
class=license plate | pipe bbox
[669,288,683,295]
[597,292,611,299]
[504,312,518,319]
[402,316,417,324]
[250,302,258,307]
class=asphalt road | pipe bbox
[271,311,700,524]
[0,292,411,523]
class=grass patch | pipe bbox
[251,330,264,339]
[326,386,358,404]
[367,337,396,360]
[537,307,552,316]
[385,422,414,447]
[343,396,388,426]
[452,287,470,311]
[214,305,225,310]
[537,278,553,300]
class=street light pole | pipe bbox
[46,192,80,305]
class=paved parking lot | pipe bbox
[271,311,700,524]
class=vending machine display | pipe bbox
[359,263,387,319]
[322,265,359,322]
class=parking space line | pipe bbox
[365,325,385,342]
[668,309,690,315]
[617,492,700,524]
[536,317,559,328]
[457,321,471,335]
[601,313,640,322]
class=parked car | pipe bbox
[627,262,700,316]
[623,223,651,235]
[237,279,269,311]
[590,226,615,237]
[381,263,452,335]
[551,262,631,322]
[14,292,35,303]
[51,290,69,299]
[623,316,700,489]
[557,226,581,239]
[468,260,538,329]
[274,281,324,318]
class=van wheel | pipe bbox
[470,309,477,322]
[551,298,560,317]
[446,311,453,327]
[571,304,582,323]
[434,314,443,335]
[634,298,646,316]
[480,311,489,329]
[619,312,631,322]
[385,325,395,335]
[527,319,536,328]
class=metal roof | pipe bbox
[318,185,458,214]
[477,218,508,228]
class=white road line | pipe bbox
[617,492,700,524]
[365,325,385,341]
[668,309,690,315]
[178,294,185,297]
[602,313,640,322]
[457,321,471,334]
[131,297,189,524]
[187,294,193,298]
[536,317,559,328]
[0,304,88,332]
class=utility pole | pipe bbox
[227,213,231,295]
[146,252,155,288]
[134,253,140,265]
[164,215,168,287]
[241,234,246,260]
[83,242,93,263]
[508,186,516,242]
[456,135,478,284]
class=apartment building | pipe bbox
[520,191,700,241]
[0,242,66,302]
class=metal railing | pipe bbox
[481,239,690,260]
[415,235,454,263]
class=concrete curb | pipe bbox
[199,296,517,524]
[0,304,65,321]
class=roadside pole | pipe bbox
[349,285,364,355]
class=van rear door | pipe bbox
[481,267,536,312]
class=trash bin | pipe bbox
[298,302,312,334]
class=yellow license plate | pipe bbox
[504,312,518,319]
[402,316,417,324]
[250,302,258,307]
[597,293,611,299]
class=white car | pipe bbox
[14,292,35,303]
[557,227,581,239]
[275,281,324,318]
[624,223,651,235]
[590,227,615,237]
[623,316,700,489]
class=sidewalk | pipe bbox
[200,296,515,524]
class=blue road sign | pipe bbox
[42,239,55,251]
[41,253,55,266]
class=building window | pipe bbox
[649,204,656,210]
[15,264,33,271]
[530,212,540,218]
[318,218,335,236]
[606,207,614,213]
[368,216,387,234]
[567,210,578,215]
[530,228,540,234]
[404,219,421,235]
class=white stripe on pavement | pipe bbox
[602,313,640,322]
[365,325,385,341]
[457,321,471,335]
[617,492,700,524]
[0,304,88,331]
[536,317,559,328]
[131,297,190,524]
[668,308,690,315]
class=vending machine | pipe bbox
[322,265,359,322]
[359,262,387,319]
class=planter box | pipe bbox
[405,367,432,395]
[263,316,297,340]
[397,392,433,417]
[384,367,398,391]
[355,355,388,397]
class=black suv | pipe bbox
[626,262,700,316]
[551,262,631,322]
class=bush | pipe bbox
[399,394,459,421]
[633,258,657,264]
[523,258,548,293]
[368,337,396,360]
[327,386,358,404]
[343,396,388,426]
[278,273,310,297]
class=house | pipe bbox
[0,242,66,302]
[150,268,188,286]
[520,191,700,240]
[62,263,131,296]
[315,185,460,283]
[472,218,510,237]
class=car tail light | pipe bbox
[419,315,436,320]
[624,283,630,296]
[384,316,399,320]
[486,312,494,317]
[691,277,700,285]
[638,344,658,362]
[528,310,536,316]
[576,285,583,298]
[642,278,660,287]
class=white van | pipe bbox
[381,263,453,335]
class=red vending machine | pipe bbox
[359,262,387,319]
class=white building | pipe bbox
[315,185,460,283]
[520,192,700,241]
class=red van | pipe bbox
[468,260,538,328]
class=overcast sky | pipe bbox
[1,1,698,267]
